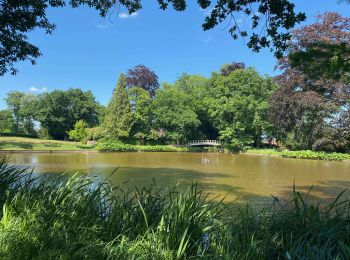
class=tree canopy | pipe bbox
[207,68,278,150]
[269,12,350,152]
[126,65,159,97]
[104,74,133,140]
[35,88,100,139]
[288,12,350,83]
[1,0,306,76]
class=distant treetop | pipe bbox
[126,65,160,97]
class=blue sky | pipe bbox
[0,0,349,109]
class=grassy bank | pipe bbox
[245,148,281,156]
[1,156,350,259]
[96,141,188,152]
[0,136,93,151]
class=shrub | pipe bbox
[96,141,188,152]
[68,120,87,144]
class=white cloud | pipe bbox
[29,86,47,92]
[118,12,139,19]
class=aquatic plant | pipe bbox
[281,150,350,161]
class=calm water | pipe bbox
[8,152,350,202]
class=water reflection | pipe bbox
[7,152,350,202]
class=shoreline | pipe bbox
[0,150,98,153]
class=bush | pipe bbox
[281,150,350,161]
[96,141,188,152]
[1,155,350,259]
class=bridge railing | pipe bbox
[187,140,223,145]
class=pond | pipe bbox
[8,152,350,203]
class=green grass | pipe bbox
[0,155,350,259]
[0,136,93,150]
[245,148,282,156]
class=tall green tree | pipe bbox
[20,94,37,134]
[151,83,200,144]
[4,91,37,134]
[170,74,215,139]
[35,89,100,139]
[4,91,25,132]
[0,110,14,133]
[128,86,152,144]
[206,68,278,150]
[104,74,133,140]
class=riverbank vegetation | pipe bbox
[1,13,349,156]
[281,150,350,161]
[0,156,349,259]
[96,141,188,152]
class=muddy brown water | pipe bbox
[8,152,350,203]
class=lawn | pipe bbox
[0,136,93,151]
[245,148,281,156]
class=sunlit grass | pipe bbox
[245,148,281,155]
[0,136,93,150]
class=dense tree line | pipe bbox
[1,12,349,153]
[1,89,102,140]
[1,64,276,151]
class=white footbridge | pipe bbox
[187,140,223,147]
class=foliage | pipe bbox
[151,82,200,144]
[220,62,245,76]
[35,88,100,140]
[96,141,187,152]
[128,86,152,143]
[4,91,37,134]
[68,120,88,144]
[270,12,350,152]
[206,68,278,150]
[104,74,133,140]
[0,0,306,75]
[0,110,14,133]
[281,150,350,161]
[1,157,350,259]
[126,65,159,97]
[288,13,350,83]
[86,127,105,141]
